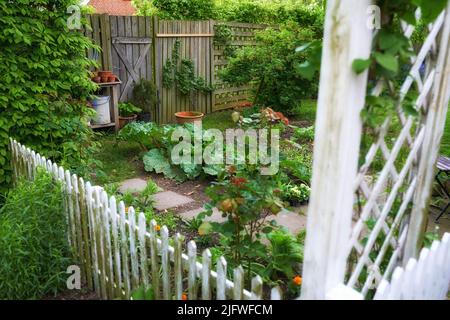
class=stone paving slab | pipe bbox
[179,205,308,233]
[152,191,194,211]
[266,208,307,235]
[178,207,226,223]
[119,178,150,194]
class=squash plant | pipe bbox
[0,0,98,192]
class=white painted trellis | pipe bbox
[9,138,283,300]
[302,0,450,299]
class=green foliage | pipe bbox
[131,79,157,114]
[118,179,161,213]
[119,102,142,117]
[262,228,303,280]
[353,1,447,129]
[0,169,71,299]
[121,122,223,182]
[215,0,324,28]
[0,0,98,192]
[134,0,324,27]
[281,182,310,204]
[163,40,214,107]
[153,0,216,20]
[220,23,319,115]
[292,125,314,143]
[145,209,179,230]
[280,145,312,184]
[131,284,155,300]
[201,167,284,271]
[213,24,233,46]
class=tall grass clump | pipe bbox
[0,169,71,299]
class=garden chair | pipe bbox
[434,156,450,222]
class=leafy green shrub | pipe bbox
[220,23,319,115]
[131,79,157,114]
[293,125,315,144]
[119,102,142,117]
[281,182,311,204]
[152,0,216,20]
[0,0,98,192]
[201,167,284,270]
[118,121,224,181]
[263,228,303,280]
[0,169,71,299]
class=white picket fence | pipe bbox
[326,233,450,300]
[9,138,284,300]
[374,233,450,300]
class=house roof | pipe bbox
[88,0,136,16]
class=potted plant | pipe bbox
[132,79,157,122]
[119,102,142,129]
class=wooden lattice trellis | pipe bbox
[302,0,450,300]
[212,21,268,111]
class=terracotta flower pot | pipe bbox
[101,76,109,83]
[119,114,138,129]
[175,111,204,124]
[92,76,101,83]
[107,75,116,82]
[98,70,112,78]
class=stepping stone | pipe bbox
[152,191,194,211]
[118,178,149,194]
[178,207,226,223]
[266,208,307,235]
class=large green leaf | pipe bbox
[143,148,177,179]
[373,52,399,73]
[352,58,372,74]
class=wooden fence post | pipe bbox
[404,5,450,261]
[301,0,373,299]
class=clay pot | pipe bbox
[119,114,138,129]
[98,70,112,78]
[174,111,204,124]
[92,76,101,83]
[101,76,109,83]
[107,76,116,82]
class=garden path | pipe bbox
[119,177,308,234]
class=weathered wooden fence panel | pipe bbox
[155,20,214,123]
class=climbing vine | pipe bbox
[352,0,448,127]
[162,40,214,106]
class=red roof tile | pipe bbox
[88,0,136,16]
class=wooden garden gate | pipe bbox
[302,0,450,299]
[109,16,154,105]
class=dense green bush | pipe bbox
[220,23,319,114]
[133,0,324,27]
[0,170,71,299]
[152,0,216,20]
[0,0,98,193]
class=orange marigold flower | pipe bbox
[293,275,302,286]
[155,224,161,232]
[182,293,188,300]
